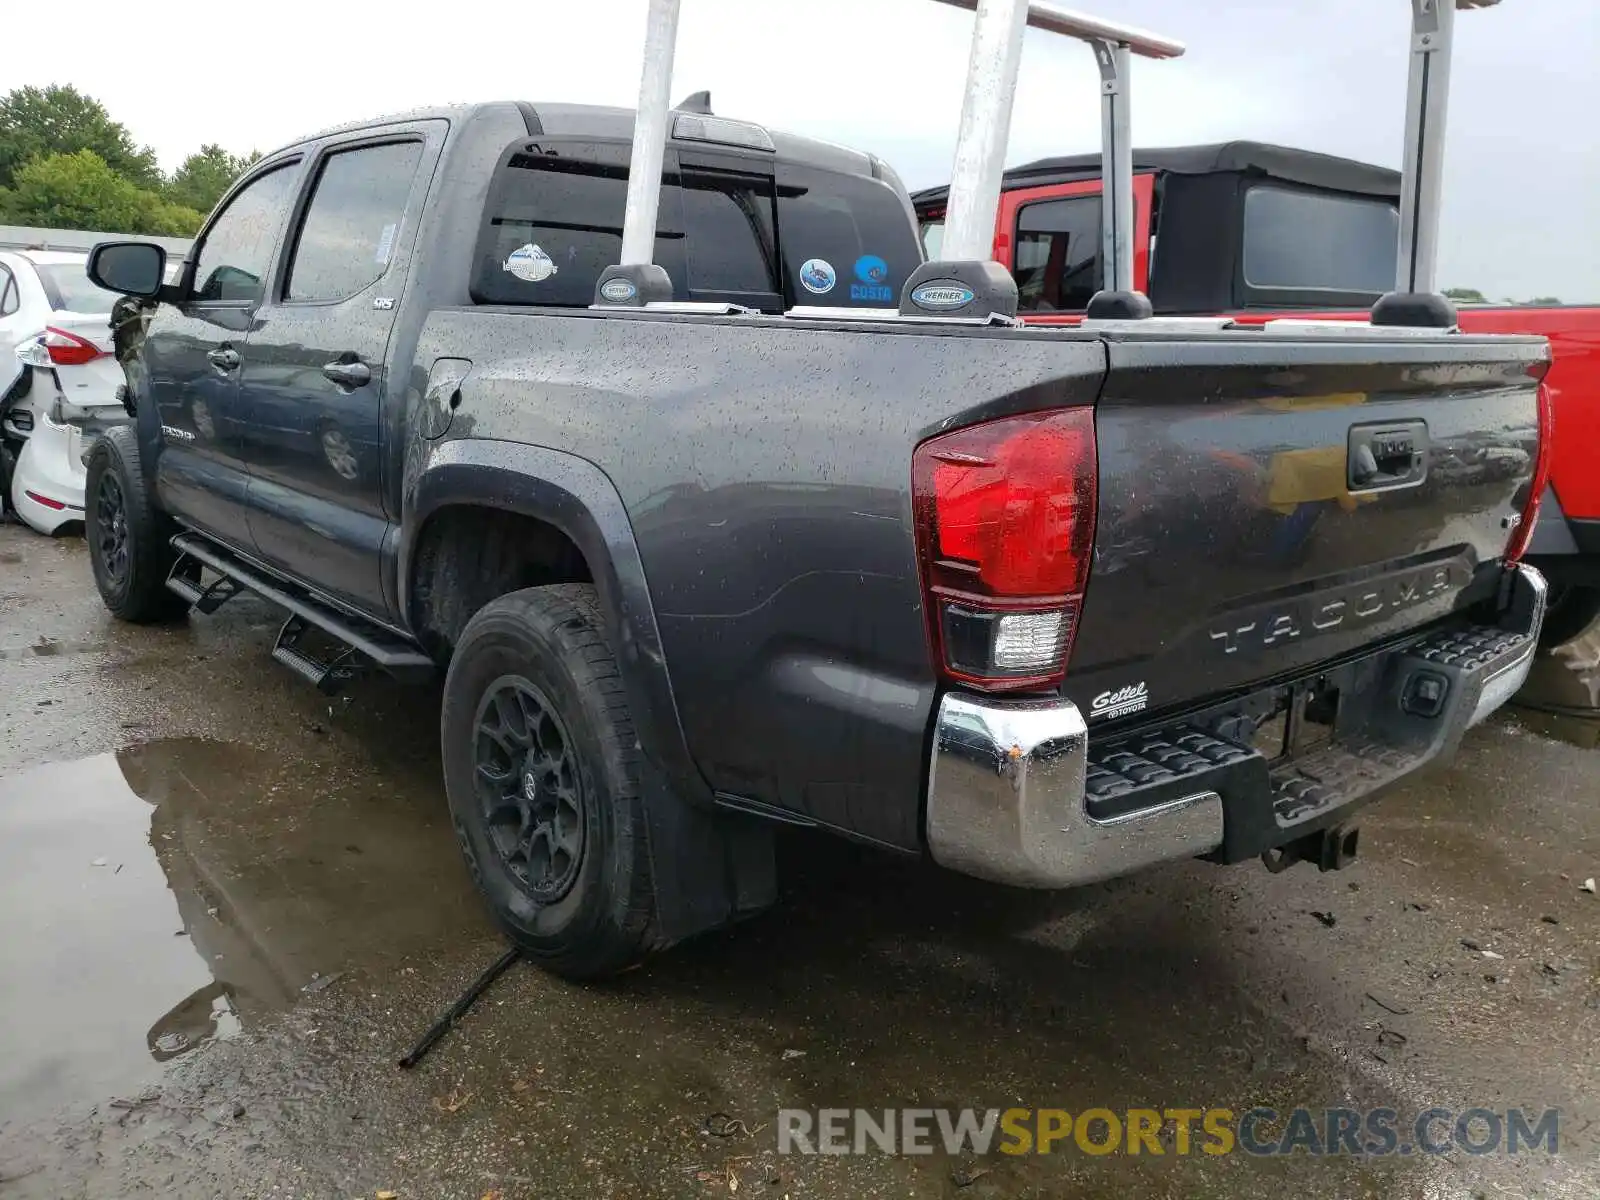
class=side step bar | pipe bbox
[166,533,434,689]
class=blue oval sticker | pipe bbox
[600,278,638,303]
[799,258,837,295]
[910,282,975,311]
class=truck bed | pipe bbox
[410,308,1547,844]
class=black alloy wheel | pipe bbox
[472,675,586,902]
[96,471,130,583]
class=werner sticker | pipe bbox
[504,243,557,283]
[851,254,893,303]
[799,258,836,295]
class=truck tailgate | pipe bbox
[1065,332,1548,726]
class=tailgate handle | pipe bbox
[1349,422,1427,491]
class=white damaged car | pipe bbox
[0,250,128,534]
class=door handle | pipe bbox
[207,346,240,372]
[322,359,372,389]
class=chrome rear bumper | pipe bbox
[925,563,1547,889]
[925,692,1223,888]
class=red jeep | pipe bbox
[913,141,1600,645]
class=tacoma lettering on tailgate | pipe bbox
[1209,562,1467,656]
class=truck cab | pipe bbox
[122,100,924,626]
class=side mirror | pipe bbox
[88,241,167,299]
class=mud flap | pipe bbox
[638,758,776,946]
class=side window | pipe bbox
[1243,185,1398,294]
[285,141,424,303]
[1015,195,1102,312]
[192,164,298,304]
[0,266,16,316]
[680,169,777,297]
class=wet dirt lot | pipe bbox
[1,523,1597,1199]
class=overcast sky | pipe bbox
[17,0,1597,300]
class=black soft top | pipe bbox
[912,140,1401,208]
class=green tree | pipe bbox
[1527,296,1562,306]
[1443,287,1487,303]
[166,144,260,215]
[0,150,201,236]
[0,85,161,190]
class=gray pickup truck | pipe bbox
[83,1,1550,979]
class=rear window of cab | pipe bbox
[471,139,921,312]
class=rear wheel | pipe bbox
[85,428,188,623]
[1538,584,1600,649]
[441,584,661,979]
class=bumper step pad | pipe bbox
[1270,738,1424,827]
[1087,728,1258,806]
[1407,624,1528,671]
[1084,604,1539,863]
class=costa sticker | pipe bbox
[851,254,892,302]
[504,243,557,283]
[799,258,836,295]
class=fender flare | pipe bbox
[401,438,712,807]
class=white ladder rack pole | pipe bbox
[931,0,1183,287]
[939,0,1032,262]
[1395,1,1499,294]
[619,0,681,267]
[1092,39,1134,292]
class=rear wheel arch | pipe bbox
[402,442,709,806]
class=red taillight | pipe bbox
[1504,382,1554,564]
[42,326,105,367]
[912,408,1098,691]
[24,491,67,511]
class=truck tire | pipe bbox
[441,584,662,979]
[1538,585,1600,649]
[84,428,187,623]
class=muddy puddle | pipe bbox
[0,738,483,1123]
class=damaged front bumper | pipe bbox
[925,563,1547,889]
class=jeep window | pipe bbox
[1243,184,1398,293]
[285,140,423,303]
[0,266,15,316]
[920,217,944,261]
[1015,194,1102,312]
[192,164,298,304]
[776,167,920,308]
